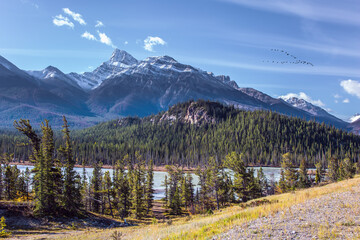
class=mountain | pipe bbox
[69,99,360,166]
[350,114,360,134]
[68,49,138,90]
[87,55,271,118]
[279,96,346,128]
[0,50,350,129]
[350,114,360,123]
[0,57,96,128]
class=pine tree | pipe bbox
[15,119,63,216]
[280,153,298,191]
[339,158,355,180]
[4,165,19,200]
[315,162,324,184]
[225,152,252,202]
[163,175,169,207]
[327,156,339,182]
[41,120,62,215]
[298,158,310,188]
[91,162,103,213]
[59,116,82,216]
[145,159,154,215]
[103,171,114,217]
[256,167,268,196]
[129,152,146,219]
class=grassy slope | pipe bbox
[55,176,360,240]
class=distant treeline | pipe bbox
[1,100,360,167]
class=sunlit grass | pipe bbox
[57,176,360,240]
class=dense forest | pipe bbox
[0,109,358,225]
[1,100,360,168]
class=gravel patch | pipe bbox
[214,185,360,239]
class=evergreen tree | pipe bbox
[298,158,310,188]
[114,157,130,219]
[59,116,82,215]
[163,175,169,207]
[91,162,103,213]
[280,153,298,191]
[256,167,268,197]
[315,162,324,184]
[339,158,355,180]
[327,156,339,182]
[15,119,63,216]
[145,159,154,215]
[103,171,114,217]
[225,152,255,202]
[129,152,146,219]
[3,165,20,200]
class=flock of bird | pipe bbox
[263,49,314,66]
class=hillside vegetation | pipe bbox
[1,100,359,167]
[70,100,360,167]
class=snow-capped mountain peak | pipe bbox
[350,114,360,123]
[28,66,64,79]
[67,49,138,90]
[107,49,138,67]
[279,96,330,117]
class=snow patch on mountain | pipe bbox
[280,96,323,116]
[350,114,360,123]
[67,49,138,90]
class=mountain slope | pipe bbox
[71,99,360,166]
[0,50,350,129]
[0,56,96,128]
[87,55,268,118]
[68,49,138,89]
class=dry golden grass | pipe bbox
[56,176,360,240]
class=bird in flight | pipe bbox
[267,49,314,66]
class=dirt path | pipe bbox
[215,184,360,239]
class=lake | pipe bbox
[13,165,282,200]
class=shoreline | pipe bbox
[9,161,285,172]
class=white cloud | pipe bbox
[95,20,104,28]
[144,36,166,52]
[279,92,325,107]
[81,31,97,41]
[343,98,350,103]
[97,31,116,48]
[124,41,128,45]
[340,79,360,98]
[53,15,74,28]
[334,94,341,99]
[63,8,86,25]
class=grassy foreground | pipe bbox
[58,176,360,240]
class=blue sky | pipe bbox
[0,0,359,121]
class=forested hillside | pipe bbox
[1,100,359,167]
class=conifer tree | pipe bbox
[114,157,130,219]
[256,167,268,196]
[339,158,355,180]
[298,158,310,188]
[91,162,103,213]
[315,162,324,184]
[15,119,62,216]
[59,116,82,215]
[4,165,19,200]
[145,159,154,215]
[130,152,146,219]
[103,171,114,217]
[163,175,169,206]
[280,153,298,191]
[327,156,339,182]
[225,152,253,202]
